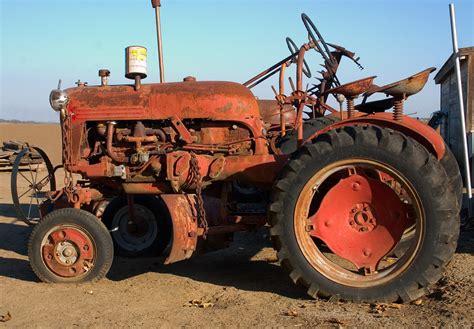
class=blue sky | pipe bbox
[0,0,473,122]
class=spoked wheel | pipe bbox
[28,208,113,283]
[102,195,171,257]
[11,147,56,225]
[270,125,459,302]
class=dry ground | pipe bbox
[0,123,473,328]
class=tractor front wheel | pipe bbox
[28,208,113,283]
[270,125,459,303]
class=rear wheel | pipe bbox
[277,116,338,154]
[269,125,459,302]
[102,195,171,257]
[440,145,463,211]
[28,208,113,283]
[278,117,462,211]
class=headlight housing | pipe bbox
[49,89,69,112]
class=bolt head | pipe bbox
[63,248,73,257]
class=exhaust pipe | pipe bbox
[151,0,165,83]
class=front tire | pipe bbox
[28,208,113,283]
[269,125,459,302]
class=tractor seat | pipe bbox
[364,67,436,97]
[323,76,377,98]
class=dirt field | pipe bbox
[0,123,473,327]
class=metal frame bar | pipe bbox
[449,3,472,215]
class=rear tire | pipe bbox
[278,117,462,212]
[269,125,459,303]
[440,145,463,211]
[277,116,338,154]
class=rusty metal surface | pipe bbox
[41,226,95,278]
[366,67,436,97]
[322,77,377,118]
[122,182,171,194]
[324,76,377,97]
[66,81,261,121]
[161,194,199,264]
[257,100,296,126]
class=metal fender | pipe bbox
[304,112,445,160]
[160,194,200,264]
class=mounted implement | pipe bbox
[21,2,461,303]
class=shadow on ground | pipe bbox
[0,203,20,219]
[0,210,472,297]
[456,226,474,254]
[108,229,309,299]
[0,222,31,255]
[0,218,37,282]
[0,257,38,282]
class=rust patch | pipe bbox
[161,194,199,264]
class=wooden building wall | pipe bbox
[435,48,474,183]
[439,57,471,163]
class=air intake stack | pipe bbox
[125,46,148,90]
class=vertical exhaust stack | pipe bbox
[151,0,165,83]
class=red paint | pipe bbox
[304,112,446,159]
[310,174,410,271]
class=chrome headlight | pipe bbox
[49,89,69,112]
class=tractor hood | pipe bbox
[65,81,261,123]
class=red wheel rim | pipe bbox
[294,159,424,287]
[309,173,412,272]
[41,225,96,278]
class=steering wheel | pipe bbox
[301,13,335,65]
[286,37,312,79]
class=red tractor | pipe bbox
[12,4,461,303]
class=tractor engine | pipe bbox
[60,80,277,194]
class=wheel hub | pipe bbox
[42,227,95,277]
[112,204,158,252]
[309,173,412,272]
[55,241,78,265]
[349,203,376,232]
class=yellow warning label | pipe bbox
[130,48,147,61]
